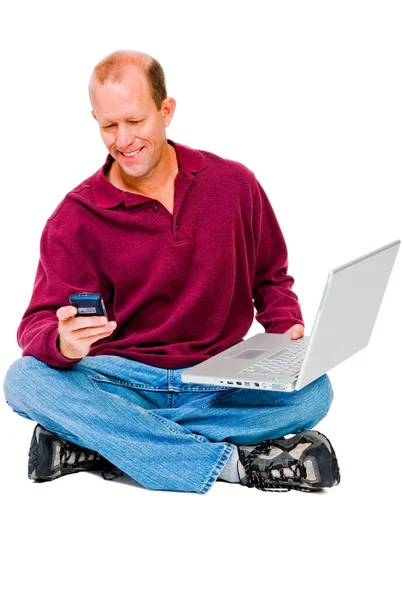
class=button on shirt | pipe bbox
[17,139,304,369]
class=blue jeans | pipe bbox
[3,355,334,494]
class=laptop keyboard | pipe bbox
[241,338,309,380]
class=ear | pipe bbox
[161,97,176,127]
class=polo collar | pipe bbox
[91,139,207,209]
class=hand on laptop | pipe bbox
[285,324,305,339]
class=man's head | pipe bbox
[89,50,176,184]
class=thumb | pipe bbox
[291,325,304,339]
[57,306,77,321]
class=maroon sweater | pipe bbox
[17,139,304,369]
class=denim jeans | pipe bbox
[3,355,334,494]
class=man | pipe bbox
[3,50,340,494]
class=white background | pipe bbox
[1,1,402,598]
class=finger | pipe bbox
[75,323,117,339]
[77,328,117,344]
[57,306,77,321]
[70,316,109,331]
[284,325,304,337]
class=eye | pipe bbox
[129,120,142,125]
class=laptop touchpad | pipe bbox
[232,349,267,360]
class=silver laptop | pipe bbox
[181,240,400,392]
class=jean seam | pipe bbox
[172,388,238,422]
[83,372,227,393]
[142,407,211,441]
[185,388,238,417]
[88,378,228,394]
[88,379,168,393]
[201,388,238,407]
[199,442,234,494]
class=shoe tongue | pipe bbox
[260,446,283,460]
[240,443,284,460]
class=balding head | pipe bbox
[89,50,167,111]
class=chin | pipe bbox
[122,164,147,178]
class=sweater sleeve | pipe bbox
[252,178,305,334]
[17,219,103,368]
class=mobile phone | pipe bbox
[69,293,107,317]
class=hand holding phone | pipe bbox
[69,293,107,317]
[56,293,116,360]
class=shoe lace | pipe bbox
[60,442,107,469]
[243,440,316,493]
[59,441,124,480]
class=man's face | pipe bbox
[90,67,175,182]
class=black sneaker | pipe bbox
[28,423,123,482]
[237,430,340,492]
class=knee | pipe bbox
[305,373,334,421]
[292,373,334,430]
[3,356,40,387]
[3,356,43,412]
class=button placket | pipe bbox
[151,204,186,243]
[150,170,195,242]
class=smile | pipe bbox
[120,147,144,157]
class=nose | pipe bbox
[115,124,134,150]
